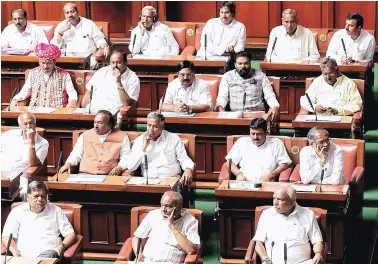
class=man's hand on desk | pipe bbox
[236,173,247,181]
[216,105,225,112]
[180,169,193,185]
[267,106,279,122]
[325,107,338,115]
[173,102,189,113]
[10,100,19,108]
[66,100,77,108]
[315,105,327,114]
[59,163,71,175]
[225,45,234,53]
[109,166,122,176]
[312,252,324,264]
[341,57,356,65]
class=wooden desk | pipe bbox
[292,115,353,138]
[127,55,226,116]
[215,181,349,263]
[260,61,371,123]
[46,174,178,258]
[1,257,57,264]
[1,171,22,230]
[127,112,267,184]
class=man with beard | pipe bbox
[2,181,76,258]
[326,13,375,64]
[216,51,280,121]
[10,43,78,108]
[299,127,344,185]
[161,60,212,113]
[1,8,48,50]
[300,57,362,116]
[59,110,131,176]
[81,49,140,112]
[51,3,110,69]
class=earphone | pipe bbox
[139,7,158,23]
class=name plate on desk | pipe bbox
[305,115,342,122]
[217,111,243,119]
[66,174,107,183]
[292,184,317,192]
[161,112,195,117]
[131,54,165,59]
[126,177,161,185]
[195,55,229,61]
[229,181,260,190]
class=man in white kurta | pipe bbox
[162,61,212,112]
[254,186,324,264]
[197,1,245,56]
[326,13,375,63]
[300,57,362,116]
[299,127,344,185]
[266,9,319,62]
[129,6,179,56]
[226,118,291,182]
[1,9,48,50]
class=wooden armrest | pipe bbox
[76,95,84,108]
[289,165,300,182]
[181,46,196,56]
[63,235,83,260]
[299,107,310,115]
[184,242,202,264]
[1,242,6,255]
[279,167,292,182]
[94,49,105,61]
[218,162,231,183]
[353,111,362,124]
[117,237,134,261]
[350,167,364,184]
[244,240,257,264]
[24,165,46,181]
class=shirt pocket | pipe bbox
[229,84,244,99]
[163,148,177,165]
[286,224,306,242]
[356,44,368,60]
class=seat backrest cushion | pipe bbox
[170,26,186,52]
[195,26,204,52]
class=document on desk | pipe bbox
[229,181,260,190]
[29,107,58,114]
[127,177,161,185]
[217,111,243,118]
[66,174,107,183]
[195,55,229,61]
[74,106,119,115]
[131,54,165,59]
[1,256,41,264]
[161,112,196,117]
[292,184,317,192]
[1,48,31,55]
[305,115,342,122]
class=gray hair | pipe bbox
[147,112,165,123]
[27,180,48,195]
[142,6,157,18]
[285,185,297,201]
[18,112,36,126]
[320,56,338,70]
[163,191,183,207]
[282,9,298,20]
[307,127,329,143]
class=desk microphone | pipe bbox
[5,233,13,264]
[56,151,63,182]
[242,91,247,112]
[159,88,167,114]
[144,154,148,185]
[271,241,275,264]
[269,37,277,63]
[131,34,136,58]
[341,38,348,60]
[204,34,207,60]
[88,85,94,114]
[284,242,287,264]
[8,88,18,111]
[305,93,317,121]
[135,237,141,264]
[227,159,232,189]
[61,39,67,57]
[319,167,325,192]
[248,240,256,264]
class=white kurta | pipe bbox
[1,23,48,50]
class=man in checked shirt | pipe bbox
[216,51,280,122]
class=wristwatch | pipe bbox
[61,243,67,251]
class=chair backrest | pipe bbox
[11,202,82,235]
[194,24,205,52]
[162,21,189,53]
[309,28,329,56]
[130,206,203,237]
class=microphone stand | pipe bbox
[227,159,232,189]
[204,34,207,60]
[88,85,94,114]
[284,242,287,264]
[144,154,148,185]
[319,167,325,192]
[5,233,13,264]
[8,88,18,111]
[56,151,63,182]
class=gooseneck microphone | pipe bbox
[269,37,277,63]
[284,243,287,264]
[341,38,348,61]
[271,241,275,264]
[319,167,325,192]
[305,92,317,121]
[159,88,167,114]
[242,92,247,112]
[144,154,148,185]
[88,85,94,114]
[56,151,63,182]
[5,233,13,264]
[249,240,256,264]
[135,237,141,264]
[131,34,136,58]
[227,159,232,189]
[204,34,207,60]
[8,88,18,111]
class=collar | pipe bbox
[216,17,236,27]
[11,22,31,34]
[324,74,344,87]
[248,137,271,148]
[98,129,112,139]
[69,17,83,28]
[282,25,300,37]
[178,77,196,91]
[153,130,168,143]
[22,202,49,215]
[272,203,298,217]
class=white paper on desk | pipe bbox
[217,111,243,119]
[131,54,165,59]
[66,174,107,183]
[29,107,57,113]
[292,184,316,192]
[195,55,229,61]
[1,256,41,264]
[84,105,120,116]
[161,112,196,117]
[229,181,260,190]
[305,115,342,122]
[127,177,161,185]
[73,108,87,114]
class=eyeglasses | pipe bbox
[178,73,194,78]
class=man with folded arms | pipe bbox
[299,127,344,185]
[10,43,77,108]
[132,191,200,262]
[125,112,194,186]
[59,110,131,176]
[161,61,212,113]
[1,8,48,50]
[300,57,362,116]
[226,118,291,182]
[2,180,76,258]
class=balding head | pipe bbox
[18,112,36,137]
[63,3,79,23]
[273,185,296,216]
[160,191,183,220]
[63,3,78,12]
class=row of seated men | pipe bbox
[2,2,375,64]
[1,181,325,264]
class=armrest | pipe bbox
[181,46,196,56]
[1,242,6,255]
[76,95,84,108]
[299,108,310,115]
[117,237,134,261]
[244,240,257,264]
[353,111,362,124]
[184,242,202,264]
[24,165,46,181]
[278,167,292,182]
[350,167,364,184]
[218,162,230,184]
[289,164,300,182]
[94,49,105,61]
[64,235,83,261]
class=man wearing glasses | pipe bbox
[299,127,344,185]
[161,61,212,113]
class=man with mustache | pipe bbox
[161,60,212,113]
[326,13,375,64]
[299,127,344,185]
[1,8,48,50]
[197,1,246,57]
[81,49,140,113]
[300,57,362,116]
[59,110,131,176]
[129,6,179,56]
[51,3,110,69]
[216,51,280,122]
[266,9,319,62]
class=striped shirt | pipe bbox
[216,69,279,111]
[134,209,200,263]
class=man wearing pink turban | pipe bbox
[11,43,78,108]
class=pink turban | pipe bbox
[35,43,61,60]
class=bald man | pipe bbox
[132,191,200,263]
[1,112,49,196]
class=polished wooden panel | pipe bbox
[237,2,269,38]
[167,1,217,22]
[1,1,22,30]
[114,210,131,246]
[282,1,322,28]
[268,1,282,31]
[1,75,25,109]
[33,1,86,21]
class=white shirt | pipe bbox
[197,18,246,56]
[134,209,200,263]
[85,65,140,111]
[51,17,107,54]
[266,25,320,62]
[253,205,323,264]
[2,203,74,258]
[129,22,179,55]
[326,29,375,62]
[66,130,131,167]
[225,137,292,181]
[299,142,344,185]
[125,130,195,177]
[13,68,78,103]
[300,74,362,116]
[1,22,48,50]
[164,76,212,109]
